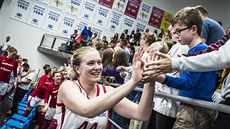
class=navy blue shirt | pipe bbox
[202,18,225,45]
[165,42,216,101]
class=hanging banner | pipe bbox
[135,21,147,33]
[120,16,135,34]
[10,0,32,22]
[99,0,114,9]
[93,5,110,28]
[107,11,123,33]
[65,0,83,17]
[160,11,173,31]
[34,0,51,5]
[124,0,140,19]
[58,15,76,37]
[112,0,127,14]
[79,1,97,22]
[42,9,62,33]
[148,6,164,29]
[137,2,151,24]
[75,20,91,32]
[92,25,104,38]
[50,0,67,11]
[89,0,99,3]
[26,3,47,28]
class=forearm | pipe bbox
[172,40,230,72]
[134,82,155,121]
[80,80,138,118]
[20,71,30,77]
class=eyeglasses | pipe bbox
[172,27,191,36]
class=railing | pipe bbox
[39,34,69,51]
[106,82,230,129]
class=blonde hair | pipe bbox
[69,46,99,78]
[102,48,114,68]
[143,32,157,46]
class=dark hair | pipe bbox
[194,5,208,17]
[8,47,17,53]
[43,64,50,71]
[45,68,52,75]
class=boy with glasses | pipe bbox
[143,7,216,129]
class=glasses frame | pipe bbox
[172,27,191,36]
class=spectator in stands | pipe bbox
[145,28,150,33]
[195,5,225,45]
[0,36,11,56]
[71,29,78,39]
[154,29,158,36]
[66,29,78,53]
[158,29,165,38]
[88,27,93,38]
[120,39,131,62]
[195,5,225,88]
[120,29,129,40]
[135,29,141,42]
[140,32,158,51]
[144,7,216,129]
[42,71,62,129]
[129,33,136,46]
[91,32,98,41]
[145,34,230,129]
[113,33,119,42]
[147,25,188,129]
[8,63,35,115]
[55,46,155,129]
[102,49,129,84]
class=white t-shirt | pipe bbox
[19,72,35,90]
[2,41,11,51]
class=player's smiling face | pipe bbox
[76,50,102,82]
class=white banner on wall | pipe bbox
[135,21,147,33]
[112,0,128,14]
[58,14,76,37]
[34,0,51,5]
[42,9,62,33]
[26,3,47,27]
[89,0,99,3]
[80,1,97,22]
[50,0,67,11]
[120,16,135,34]
[107,11,123,33]
[65,0,83,17]
[10,0,32,22]
[75,20,91,32]
[93,5,110,28]
[137,2,152,24]
[92,25,104,38]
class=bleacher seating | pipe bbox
[1,90,38,129]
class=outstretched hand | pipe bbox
[131,47,145,83]
[144,51,173,76]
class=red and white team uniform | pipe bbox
[44,83,60,120]
[56,80,111,129]
[0,56,18,99]
[27,74,53,107]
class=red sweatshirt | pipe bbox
[35,75,53,99]
[44,83,60,108]
[0,56,18,83]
